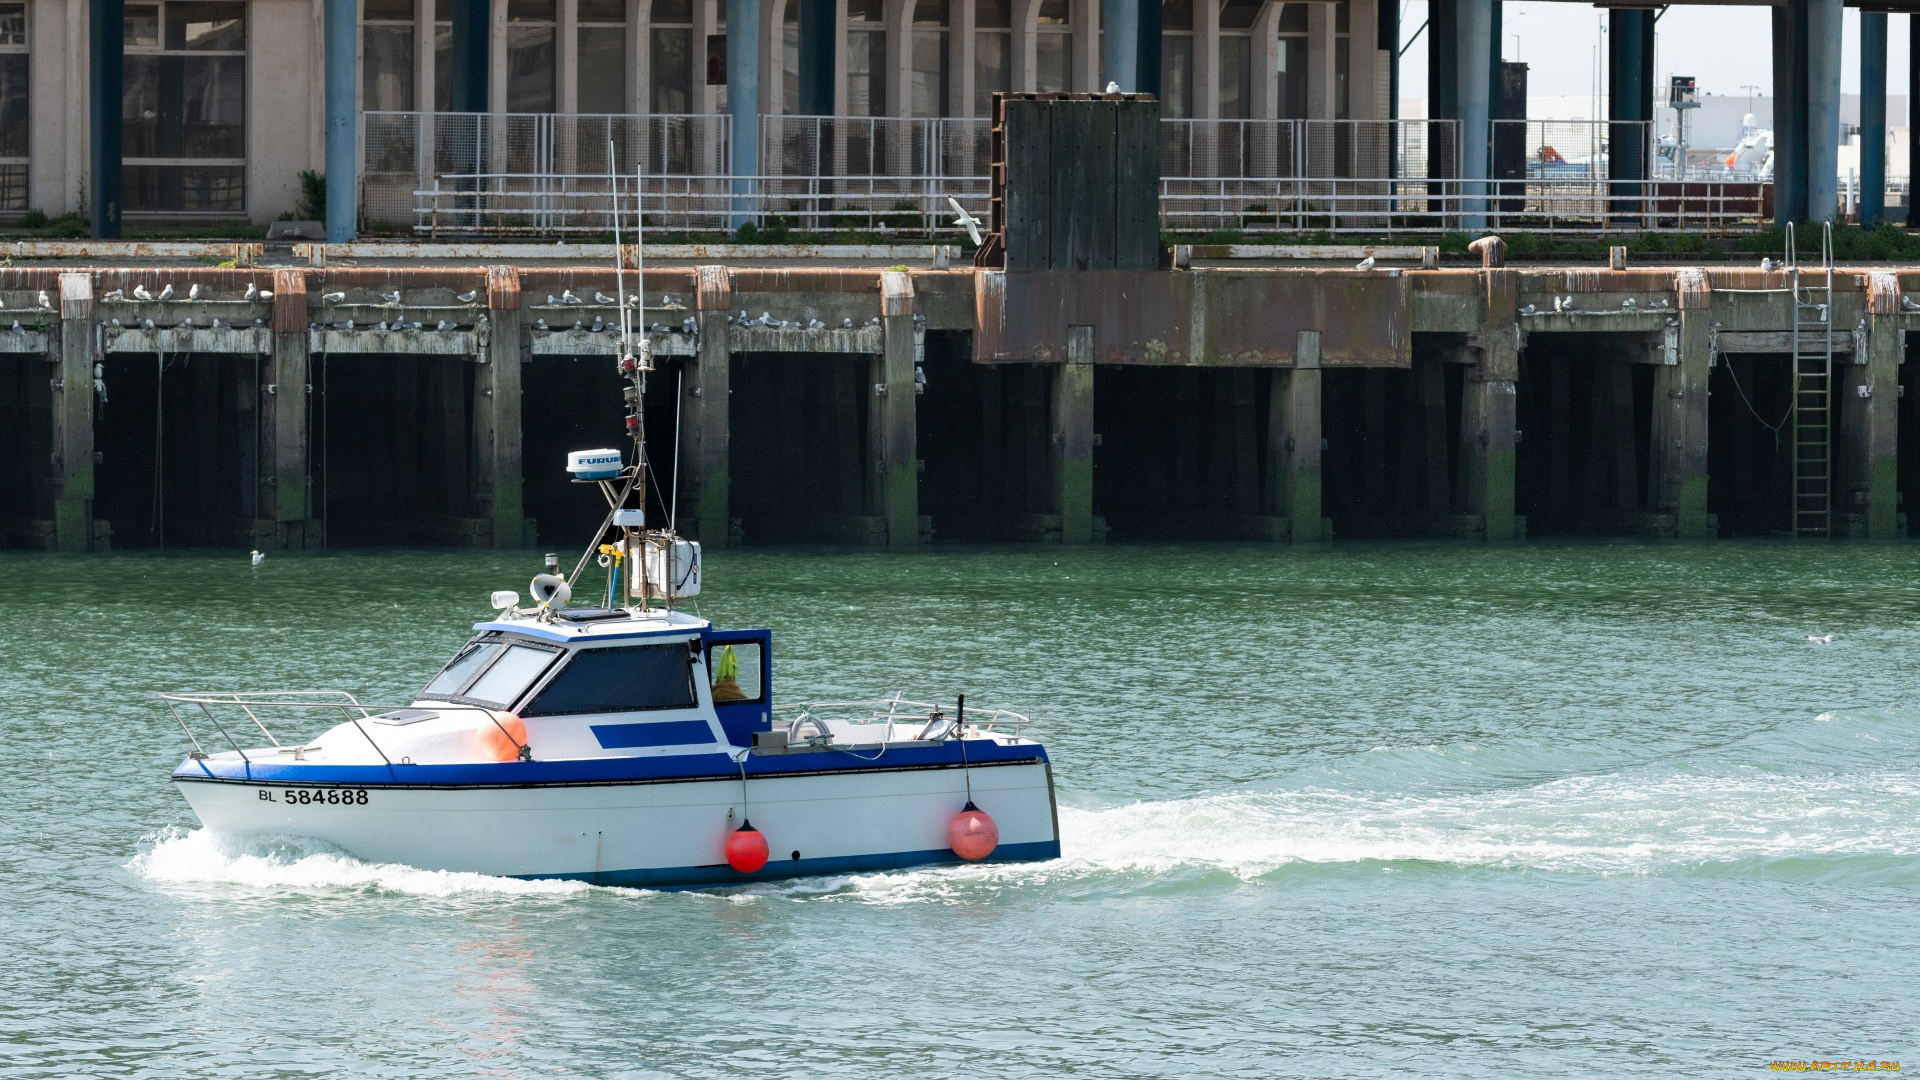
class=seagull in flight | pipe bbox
[1808,634,1834,645]
[947,197,983,247]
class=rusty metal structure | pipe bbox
[1,239,1912,551]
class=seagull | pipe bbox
[210,317,226,330]
[141,318,155,330]
[1808,634,1834,645]
[251,550,265,566]
[259,290,273,301]
[244,282,259,300]
[628,295,644,308]
[560,289,582,304]
[380,290,402,305]
[1105,81,1121,94]
[595,292,617,305]
[376,320,390,332]
[649,322,668,333]
[253,318,264,327]
[7,320,18,332]
[1355,255,1375,270]
[1519,304,1536,316]
[436,320,452,331]
[37,290,51,309]
[664,295,685,309]
[103,289,124,301]
[156,284,174,301]
[572,320,585,331]
[133,285,153,301]
[946,197,983,247]
[1903,296,1920,313]
[842,318,853,328]
[188,283,203,301]
[111,318,122,327]
[335,319,353,331]
[1622,297,1636,310]
[457,290,478,303]
[865,316,880,327]
[1651,298,1671,309]
[590,316,604,332]
[322,291,346,303]
[807,318,825,330]
[534,318,548,331]
[1761,257,1775,272]
[682,317,697,334]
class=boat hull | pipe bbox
[174,758,1060,888]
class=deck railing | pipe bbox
[366,111,1777,237]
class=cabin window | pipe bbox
[523,644,697,716]
[463,644,561,707]
[423,640,501,696]
[707,642,763,704]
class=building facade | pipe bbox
[4,0,1387,222]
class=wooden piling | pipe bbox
[475,266,525,548]
[1652,269,1714,537]
[1272,330,1325,541]
[268,269,311,548]
[54,273,96,551]
[875,271,919,545]
[687,266,733,546]
[1841,271,1902,537]
[1462,270,1519,540]
[1053,326,1096,543]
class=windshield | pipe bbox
[523,645,697,717]
[423,641,500,696]
[462,645,561,708]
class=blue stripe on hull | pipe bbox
[533,839,1062,891]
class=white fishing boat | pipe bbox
[161,168,1060,888]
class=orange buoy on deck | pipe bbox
[948,801,999,861]
[726,821,770,872]
[479,714,530,762]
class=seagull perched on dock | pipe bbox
[103,288,124,301]
[457,290,478,303]
[38,290,51,309]
[682,317,697,334]
[210,317,226,330]
[322,291,346,303]
[251,550,265,566]
[534,318,548,331]
[1355,255,1376,270]
[807,318,825,330]
[1808,634,1834,645]
[1621,297,1637,310]
[133,285,154,301]
[8,320,19,333]
[595,291,617,304]
[188,283,203,301]
[560,289,582,304]
[1903,296,1920,313]
[947,198,983,247]
[1760,257,1775,272]
[651,322,669,333]
[436,320,453,331]
[156,284,174,301]
[335,319,353,331]
[380,290,403,305]
[664,294,685,309]
[590,316,604,332]
[244,282,259,300]
[1519,304,1536,316]
[141,318,155,330]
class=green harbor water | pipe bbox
[2,540,1917,1077]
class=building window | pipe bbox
[973,0,1009,116]
[577,0,627,112]
[649,0,691,113]
[507,0,556,112]
[846,0,885,117]
[1159,0,1189,119]
[1034,0,1069,94]
[910,0,948,118]
[362,0,414,112]
[0,3,25,210]
[1217,0,1256,120]
[1276,2,1305,119]
[124,1,246,213]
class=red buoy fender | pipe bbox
[725,821,769,873]
[948,801,999,861]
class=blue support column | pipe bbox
[796,0,833,114]
[324,0,357,242]
[1773,0,1807,223]
[1457,0,1491,230]
[1806,0,1841,222]
[1859,11,1887,227]
[1380,0,1398,179]
[449,0,489,112]
[1136,0,1161,97]
[1608,9,1652,223]
[1102,0,1138,91]
[89,0,123,238]
[727,0,761,229]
